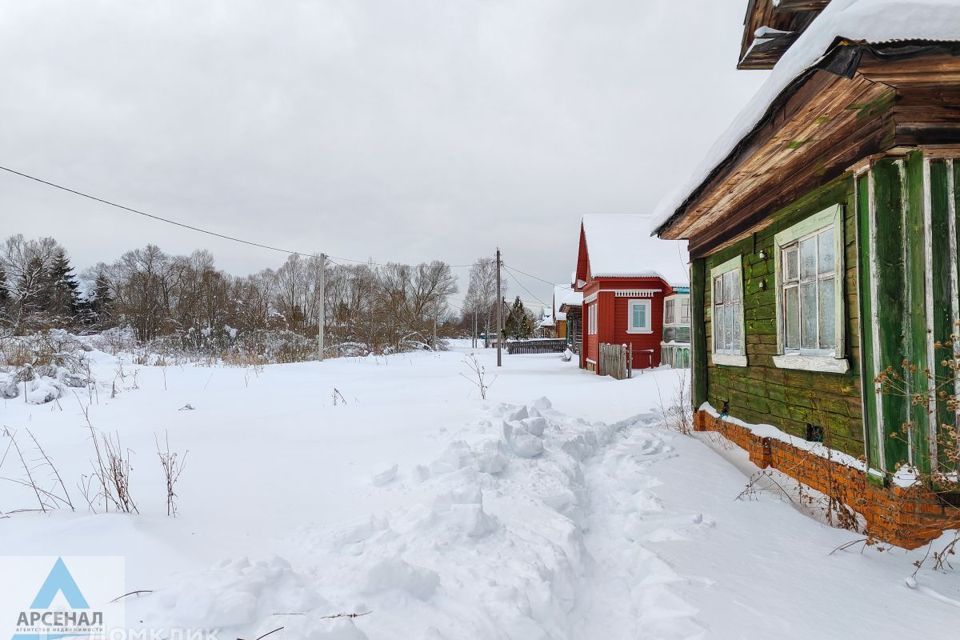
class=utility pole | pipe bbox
[496,248,502,367]
[318,252,326,362]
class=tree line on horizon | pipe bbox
[0,234,538,357]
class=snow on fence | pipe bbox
[599,342,632,380]
[506,338,568,355]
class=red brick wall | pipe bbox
[694,410,960,549]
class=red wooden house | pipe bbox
[573,214,687,373]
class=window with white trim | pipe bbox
[711,256,745,364]
[587,303,598,335]
[627,299,651,333]
[663,294,690,327]
[773,204,846,371]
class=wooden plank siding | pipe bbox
[906,152,931,472]
[869,159,910,468]
[703,177,865,459]
[929,159,955,468]
[691,259,709,407]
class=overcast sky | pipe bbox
[0,0,766,308]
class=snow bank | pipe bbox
[130,399,658,638]
[653,0,960,232]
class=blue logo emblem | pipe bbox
[12,557,102,640]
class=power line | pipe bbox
[502,262,559,286]
[0,164,310,256]
[0,164,474,269]
[502,265,549,308]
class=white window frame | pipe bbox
[587,302,598,335]
[662,293,690,328]
[710,256,746,367]
[772,204,848,374]
[627,298,652,334]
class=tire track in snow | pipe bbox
[571,425,709,640]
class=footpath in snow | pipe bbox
[1,343,959,638]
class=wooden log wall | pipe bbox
[703,177,865,459]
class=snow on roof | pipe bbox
[538,305,556,328]
[581,214,688,283]
[554,284,583,309]
[653,0,960,233]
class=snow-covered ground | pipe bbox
[2,340,958,639]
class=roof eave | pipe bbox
[654,38,861,239]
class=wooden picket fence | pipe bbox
[506,338,568,354]
[599,342,632,380]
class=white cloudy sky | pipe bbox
[0,0,766,307]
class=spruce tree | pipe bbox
[503,296,533,340]
[90,272,113,325]
[46,249,80,322]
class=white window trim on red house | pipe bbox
[626,299,652,334]
[587,303,598,335]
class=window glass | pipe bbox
[775,206,843,359]
[714,292,725,351]
[784,286,799,350]
[629,300,649,331]
[799,236,817,280]
[665,299,675,325]
[800,282,817,349]
[680,298,690,323]
[784,246,799,282]
[780,224,839,354]
[712,263,743,356]
[818,279,835,349]
[817,227,835,275]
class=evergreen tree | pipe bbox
[45,249,80,321]
[16,254,47,319]
[503,296,534,340]
[89,271,113,325]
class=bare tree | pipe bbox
[465,258,506,347]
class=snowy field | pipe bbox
[2,340,958,639]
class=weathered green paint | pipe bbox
[856,171,881,471]
[690,258,708,409]
[872,158,910,469]
[929,159,955,460]
[698,150,960,471]
[929,160,956,472]
[905,151,931,473]
[703,177,865,459]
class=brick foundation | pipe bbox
[694,410,960,549]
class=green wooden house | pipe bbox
[654,0,960,545]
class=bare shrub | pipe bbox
[100,432,138,514]
[155,431,187,517]
[460,353,494,400]
[79,401,137,514]
[654,369,692,434]
[1,427,74,512]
